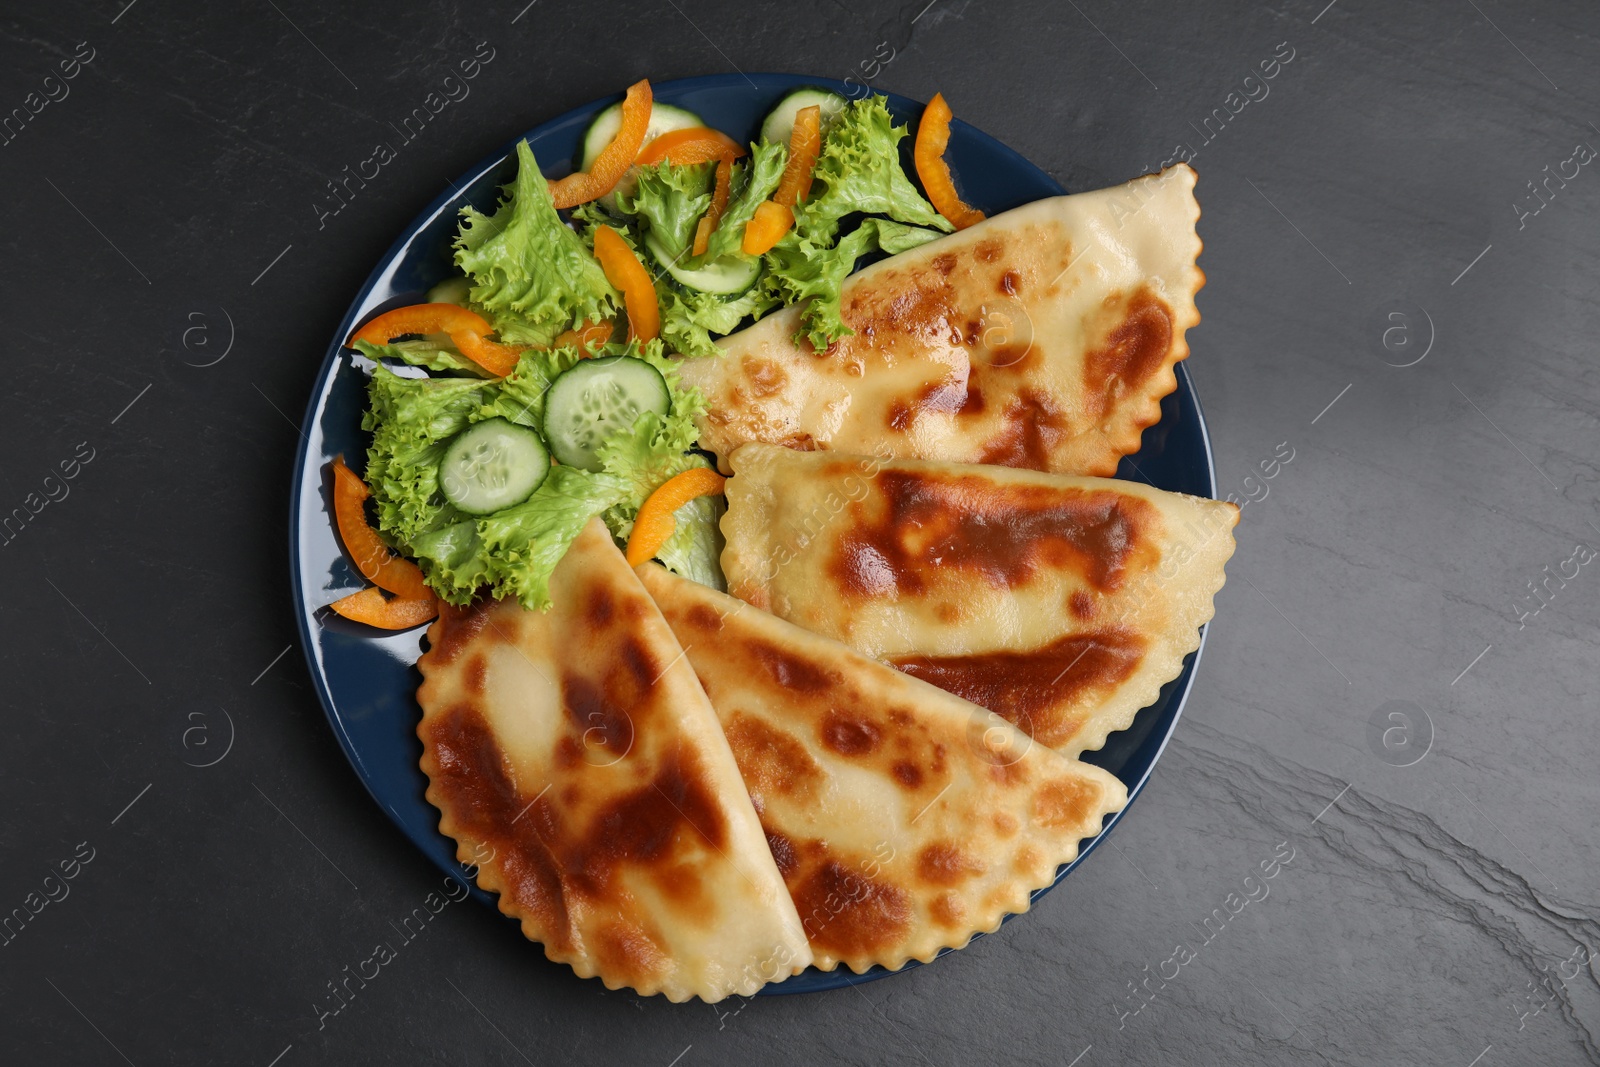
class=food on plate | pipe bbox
[416,518,812,1002]
[638,565,1128,974]
[315,75,1233,999]
[354,337,718,609]
[677,164,1202,477]
[719,444,1237,758]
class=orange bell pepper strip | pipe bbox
[636,127,745,167]
[592,226,659,342]
[328,586,439,630]
[692,157,733,256]
[349,302,522,377]
[742,105,822,255]
[553,319,615,351]
[914,92,986,230]
[741,201,794,256]
[625,468,728,566]
[774,105,822,207]
[550,79,653,209]
[329,457,433,600]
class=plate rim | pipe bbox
[288,71,1219,997]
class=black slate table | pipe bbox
[4,1,1597,1063]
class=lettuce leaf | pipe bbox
[654,473,727,591]
[659,284,778,358]
[701,141,787,262]
[454,140,618,346]
[477,466,629,609]
[794,96,952,243]
[361,365,496,545]
[351,338,492,378]
[619,161,715,263]
[763,218,944,351]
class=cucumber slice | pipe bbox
[542,356,671,472]
[760,88,848,147]
[438,418,551,515]
[644,231,761,296]
[426,276,473,306]
[580,101,705,170]
[582,102,705,211]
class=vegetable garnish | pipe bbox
[625,467,728,566]
[328,586,439,629]
[554,319,615,351]
[914,92,986,231]
[457,141,619,347]
[692,157,733,257]
[742,105,822,255]
[331,456,436,600]
[592,225,661,341]
[551,79,653,209]
[350,303,523,377]
[636,127,745,167]
[741,201,794,257]
[775,105,823,207]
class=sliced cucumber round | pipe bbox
[644,231,761,296]
[580,101,705,170]
[438,418,550,515]
[760,88,848,147]
[426,275,473,307]
[542,356,671,472]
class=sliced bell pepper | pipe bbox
[774,105,822,207]
[636,126,745,167]
[625,467,728,567]
[741,105,821,255]
[914,92,986,230]
[553,319,615,351]
[550,79,653,209]
[741,201,794,256]
[692,157,733,256]
[328,586,439,630]
[349,302,522,377]
[592,226,659,342]
[330,457,433,600]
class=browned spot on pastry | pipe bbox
[1034,776,1103,830]
[1084,287,1174,411]
[976,388,1071,470]
[830,470,1158,598]
[724,712,822,803]
[463,654,487,695]
[426,600,494,666]
[791,858,912,954]
[750,639,838,692]
[684,603,723,632]
[890,630,1146,748]
[1069,590,1095,620]
[743,356,789,397]
[562,675,633,755]
[917,843,984,886]
[892,760,924,789]
[999,269,1020,295]
[766,829,800,878]
[821,709,881,757]
[931,892,966,928]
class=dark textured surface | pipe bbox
[2,1,1597,1063]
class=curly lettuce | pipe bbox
[701,140,787,262]
[620,161,715,262]
[361,337,718,608]
[454,140,618,345]
[794,96,952,243]
[659,285,778,358]
[764,218,944,350]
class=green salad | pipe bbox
[348,88,954,612]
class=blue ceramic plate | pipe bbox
[291,73,1218,996]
